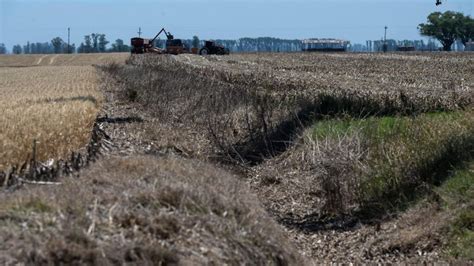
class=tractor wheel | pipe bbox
[199,48,209,55]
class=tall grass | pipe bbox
[307,110,474,215]
[435,161,474,260]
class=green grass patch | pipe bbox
[311,110,474,214]
[436,162,474,260]
[446,209,474,260]
[437,162,474,205]
[312,112,464,141]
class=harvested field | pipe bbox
[100,52,473,263]
[0,65,101,170]
[110,52,473,164]
[1,51,473,264]
[0,53,129,67]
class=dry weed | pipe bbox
[0,155,305,265]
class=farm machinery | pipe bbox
[199,41,230,55]
[131,28,192,55]
[131,28,230,56]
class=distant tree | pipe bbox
[98,34,109,52]
[67,43,76,54]
[51,37,64,53]
[458,15,474,46]
[0,43,7,54]
[33,42,54,54]
[79,35,93,53]
[91,33,99,52]
[192,36,200,48]
[12,44,22,54]
[30,43,37,54]
[23,41,31,54]
[110,39,130,52]
[418,11,469,51]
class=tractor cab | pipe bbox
[199,41,230,55]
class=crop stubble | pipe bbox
[0,65,102,170]
[0,53,128,67]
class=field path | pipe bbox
[49,54,59,65]
[35,55,47,65]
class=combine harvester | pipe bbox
[131,28,229,55]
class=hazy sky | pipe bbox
[0,0,473,49]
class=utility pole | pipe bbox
[382,26,388,53]
[68,27,71,54]
[138,27,142,37]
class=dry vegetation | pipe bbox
[0,51,473,264]
[0,53,307,265]
[106,53,472,166]
[100,52,473,263]
[0,155,304,265]
[0,63,102,170]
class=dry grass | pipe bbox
[173,52,473,113]
[104,53,473,166]
[306,111,474,215]
[0,155,305,265]
[0,66,102,170]
[102,54,473,212]
[0,53,129,67]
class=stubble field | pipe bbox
[104,52,473,262]
[0,61,106,171]
[0,52,473,264]
[0,53,127,171]
[0,53,128,67]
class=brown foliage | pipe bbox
[0,156,305,265]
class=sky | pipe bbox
[0,0,473,49]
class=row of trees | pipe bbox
[419,11,474,51]
[2,34,131,55]
[156,37,302,52]
[1,11,472,54]
[2,35,306,54]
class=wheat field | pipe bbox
[0,60,106,170]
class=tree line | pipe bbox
[156,36,302,52]
[1,33,131,54]
[1,11,472,54]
